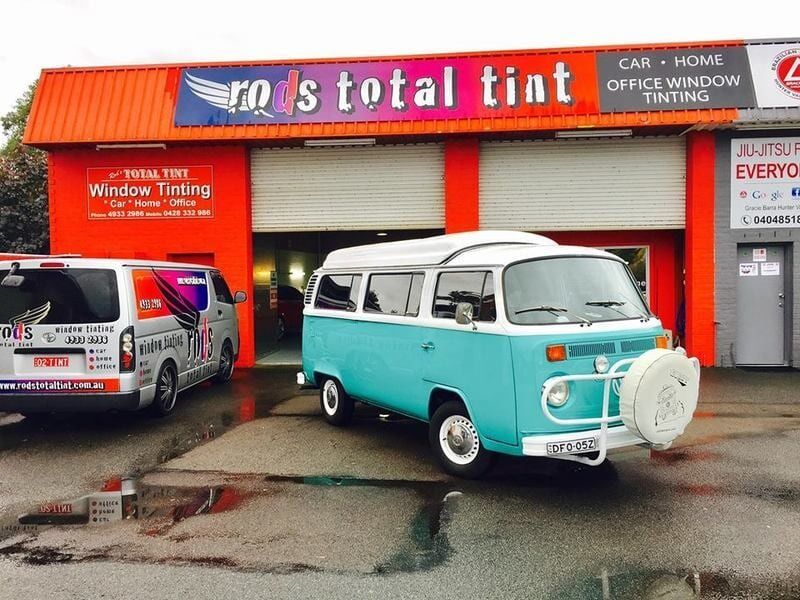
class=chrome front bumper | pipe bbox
[537,357,639,466]
[521,425,646,457]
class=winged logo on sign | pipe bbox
[11,302,51,325]
[184,72,274,118]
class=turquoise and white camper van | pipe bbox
[297,231,700,478]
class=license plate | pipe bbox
[33,356,70,368]
[547,437,597,455]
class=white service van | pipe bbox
[0,257,246,416]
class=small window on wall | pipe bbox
[315,274,362,311]
[433,271,496,322]
[364,273,425,317]
[603,247,649,301]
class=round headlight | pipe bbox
[547,381,570,407]
[594,354,610,374]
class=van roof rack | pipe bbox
[321,231,556,270]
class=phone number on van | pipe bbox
[64,335,109,345]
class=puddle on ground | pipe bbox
[555,567,800,600]
[1,472,464,574]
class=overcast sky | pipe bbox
[1,0,798,125]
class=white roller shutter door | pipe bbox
[480,137,686,230]
[251,144,444,231]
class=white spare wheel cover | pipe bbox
[619,349,700,445]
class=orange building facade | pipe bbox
[24,39,800,367]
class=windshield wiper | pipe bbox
[586,299,649,321]
[515,305,592,326]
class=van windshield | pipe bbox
[0,269,120,325]
[503,257,650,325]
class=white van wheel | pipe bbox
[319,377,353,426]
[150,362,178,417]
[429,401,492,478]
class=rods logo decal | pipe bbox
[11,302,51,326]
[149,269,213,367]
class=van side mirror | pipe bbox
[233,291,247,304]
[455,302,477,330]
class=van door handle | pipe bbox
[218,309,223,317]
[420,342,435,351]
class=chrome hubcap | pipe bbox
[220,347,233,378]
[322,381,338,415]
[439,415,480,465]
[160,368,176,410]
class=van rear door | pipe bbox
[0,265,124,394]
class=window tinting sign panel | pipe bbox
[597,47,755,111]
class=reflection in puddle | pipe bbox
[560,567,800,600]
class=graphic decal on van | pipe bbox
[10,302,51,326]
[133,269,214,371]
[133,269,209,322]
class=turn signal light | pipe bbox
[546,344,567,362]
[655,335,669,349]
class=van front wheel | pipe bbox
[214,341,234,383]
[319,377,354,426]
[429,401,493,479]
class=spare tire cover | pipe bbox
[619,349,699,445]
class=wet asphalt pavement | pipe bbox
[1,367,800,599]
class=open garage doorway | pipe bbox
[252,229,443,365]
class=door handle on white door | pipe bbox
[420,342,435,351]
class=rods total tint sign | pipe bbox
[174,54,598,126]
[86,166,214,220]
[173,42,800,127]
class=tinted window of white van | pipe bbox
[433,271,496,322]
[315,275,362,311]
[210,271,233,304]
[364,273,424,317]
[0,268,119,324]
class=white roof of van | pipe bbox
[321,231,557,270]
[0,257,215,271]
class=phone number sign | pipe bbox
[87,166,214,220]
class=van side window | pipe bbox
[210,271,234,304]
[315,274,362,311]
[433,271,496,322]
[364,273,424,317]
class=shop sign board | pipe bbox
[174,53,600,126]
[730,137,800,229]
[746,43,800,107]
[87,166,214,220]
[596,47,755,111]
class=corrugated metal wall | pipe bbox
[479,137,687,230]
[251,144,445,231]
